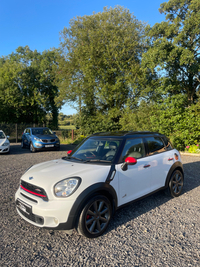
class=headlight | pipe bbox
[2,142,9,146]
[34,137,41,141]
[54,177,81,197]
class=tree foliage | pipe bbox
[57,6,148,133]
[0,46,60,128]
[142,0,200,105]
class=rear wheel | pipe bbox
[30,142,36,153]
[166,170,184,197]
[77,195,112,238]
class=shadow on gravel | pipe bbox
[107,161,200,235]
[1,143,77,155]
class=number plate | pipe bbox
[45,145,54,148]
[16,199,32,215]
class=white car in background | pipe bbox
[0,130,10,153]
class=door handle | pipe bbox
[168,158,173,161]
[143,164,150,168]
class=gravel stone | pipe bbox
[0,144,200,266]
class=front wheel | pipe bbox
[21,140,25,148]
[30,142,36,153]
[166,170,184,197]
[77,195,112,238]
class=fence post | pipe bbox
[15,123,18,143]
[72,129,74,141]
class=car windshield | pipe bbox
[31,128,53,135]
[65,138,122,163]
[0,131,6,139]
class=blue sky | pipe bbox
[0,0,166,115]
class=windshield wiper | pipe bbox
[84,159,111,163]
[62,156,83,161]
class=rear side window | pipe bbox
[146,136,165,155]
[162,136,173,151]
[122,138,145,160]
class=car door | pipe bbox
[117,138,153,206]
[144,136,175,191]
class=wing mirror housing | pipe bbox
[67,150,72,156]
[121,157,137,171]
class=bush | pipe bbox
[186,144,200,154]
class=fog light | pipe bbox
[35,143,42,147]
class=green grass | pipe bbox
[58,125,76,130]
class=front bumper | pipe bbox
[33,142,60,151]
[15,187,75,229]
[0,145,10,153]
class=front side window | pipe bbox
[122,138,145,160]
[146,136,165,155]
[162,136,173,151]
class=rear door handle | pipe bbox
[168,158,173,161]
[143,164,151,168]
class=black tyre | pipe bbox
[166,170,184,197]
[77,195,112,238]
[30,142,36,153]
[56,146,60,151]
[21,140,25,148]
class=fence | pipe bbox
[0,123,78,143]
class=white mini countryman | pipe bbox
[15,131,184,238]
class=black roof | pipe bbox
[91,131,164,138]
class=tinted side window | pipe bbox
[146,136,165,155]
[162,136,173,151]
[122,138,145,160]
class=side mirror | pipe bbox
[67,150,72,156]
[7,136,10,139]
[26,132,30,135]
[121,157,137,171]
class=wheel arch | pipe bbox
[165,161,184,187]
[73,183,118,226]
[48,182,118,231]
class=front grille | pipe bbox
[17,207,44,225]
[20,192,38,203]
[42,139,56,143]
[21,180,48,201]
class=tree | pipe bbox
[57,6,147,133]
[0,46,60,128]
[142,0,200,105]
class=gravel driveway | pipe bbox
[1,144,200,266]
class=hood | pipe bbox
[34,134,56,140]
[0,138,7,146]
[21,158,111,197]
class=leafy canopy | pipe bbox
[0,46,60,127]
[142,0,200,105]
[58,6,147,133]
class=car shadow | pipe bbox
[3,143,77,155]
[107,160,200,234]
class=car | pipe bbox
[0,130,10,154]
[21,127,60,152]
[15,131,184,238]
